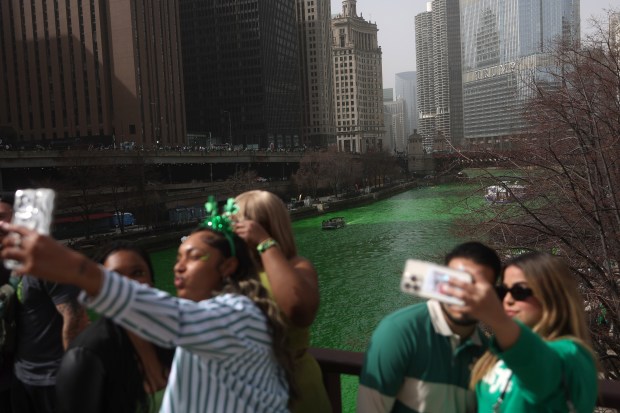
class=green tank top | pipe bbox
[259,271,309,352]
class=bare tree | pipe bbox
[293,151,323,197]
[462,12,620,378]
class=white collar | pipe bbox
[427,299,483,347]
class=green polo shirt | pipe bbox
[358,300,487,413]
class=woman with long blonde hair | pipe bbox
[444,252,597,412]
[233,190,332,413]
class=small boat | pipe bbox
[322,217,345,230]
[485,182,526,204]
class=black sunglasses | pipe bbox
[495,283,534,301]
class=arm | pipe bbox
[357,316,411,413]
[234,219,319,327]
[0,224,267,358]
[84,269,268,358]
[259,250,319,327]
[492,324,596,405]
[55,299,89,349]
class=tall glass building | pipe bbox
[296,0,336,149]
[395,71,418,137]
[415,0,464,151]
[460,0,580,145]
[180,0,302,149]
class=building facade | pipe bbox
[460,0,580,145]
[415,0,464,152]
[383,97,407,153]
[0,0,186,147]
[180,0,302,149]
[612,12,620,52]
[331,0,384,153]
[383,88,394,102]
[395,71,418,137]
[296,0,336,149]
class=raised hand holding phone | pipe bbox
[4,188,55,270]
[400,259,472,306]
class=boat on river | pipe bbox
[485,182,526,204]
[321,217,345,230]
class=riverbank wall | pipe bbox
[289,181,419,221]
[71,181,421,254]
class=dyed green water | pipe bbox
[149,183,481,412]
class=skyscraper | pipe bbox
[415,0,464,151]
[331,0,385,153]
[383,97,407,152]
[296,0,336,149]
[0,0,186,147]
[460,0,580,145]
[395,71,418,137]
[180,0,302,149]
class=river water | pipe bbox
[149,182,482,412]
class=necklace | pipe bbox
[492,372,513,413]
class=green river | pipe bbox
[149,182,483,412]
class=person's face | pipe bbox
[0,202,13,241]
[442,257,497,326]
[502,265,543,327]
[173,232,235,302]
[103,250,153,286]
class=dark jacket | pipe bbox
[56,318,174,413]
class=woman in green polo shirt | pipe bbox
[444,252,597,412]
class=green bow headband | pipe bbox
[199,196,239,257]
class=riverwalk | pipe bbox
[66,181,420,255]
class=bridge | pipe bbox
[0,149,307,191]
[0,148,305,168]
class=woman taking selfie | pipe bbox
[443,252,597,412]
[0,200,294,413]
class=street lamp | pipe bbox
[222,110,232,146]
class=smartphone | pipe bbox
[400,259,472,306]
[4,188,55,270]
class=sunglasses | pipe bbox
[495,283,534,301]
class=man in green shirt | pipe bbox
[357,242,501,413]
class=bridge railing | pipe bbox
[308,347,620,412]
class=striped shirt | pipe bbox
[81,268,289,413]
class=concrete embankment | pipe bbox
[289,181,419,221]
[72,181,420,254]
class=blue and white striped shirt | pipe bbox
[81,268,289,412]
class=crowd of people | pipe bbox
[0,189,599,412]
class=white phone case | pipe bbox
[4,188,55,270]
[400,259,472,306]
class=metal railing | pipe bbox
[308,347,620,412]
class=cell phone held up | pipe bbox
[400,259,472,306]
[4,188,55,270]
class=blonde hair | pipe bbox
[234,190,298,263]
[470,252,595,386]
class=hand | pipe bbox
[233,219,271,247]
[0,223,85,284]
[441,276,510,330]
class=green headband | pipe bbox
[199,196,239,257]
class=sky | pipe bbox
[330,0,617,89]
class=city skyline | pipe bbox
[331,0,616,89]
